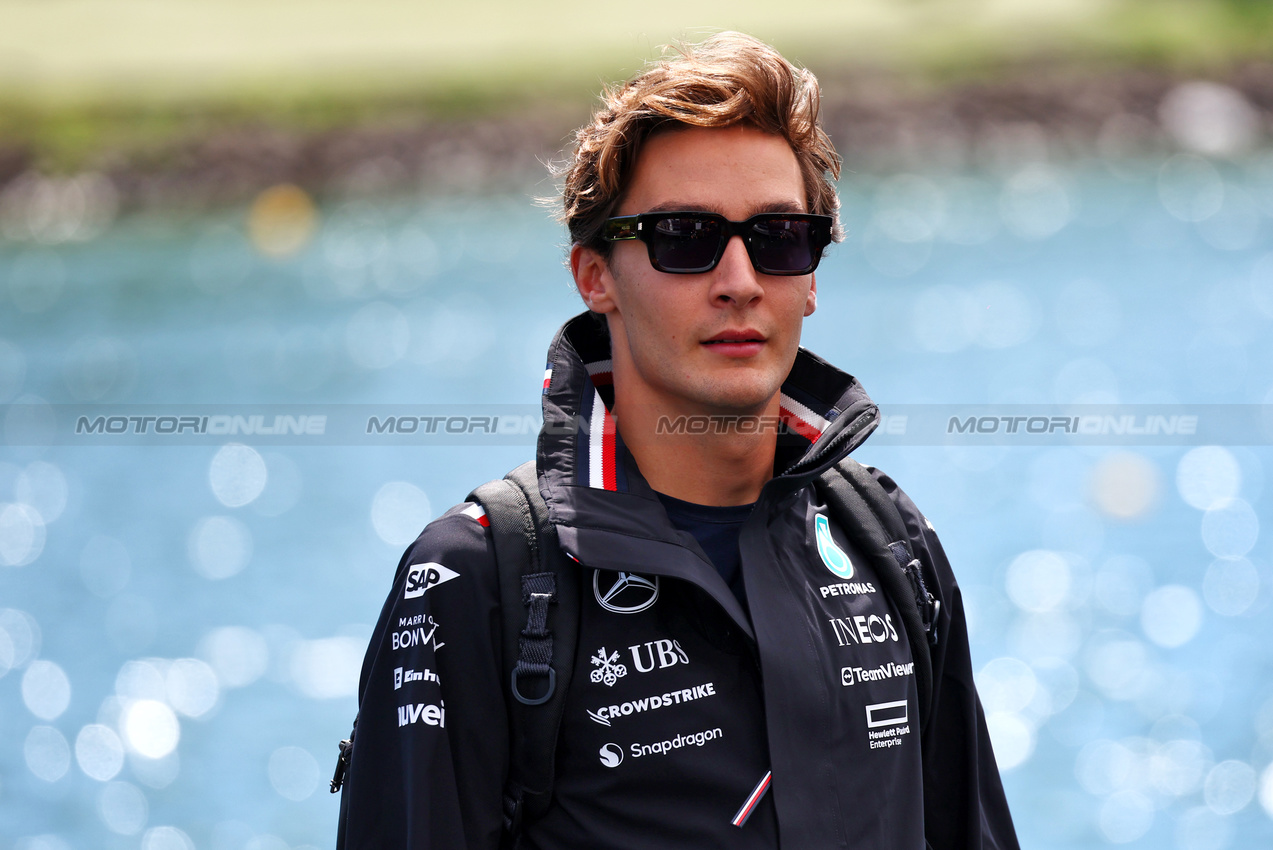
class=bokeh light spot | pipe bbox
[208,443,268,508]
[140,825,195,850]
[197,626,269,689]
[22,659,71,720]
[24,725,70,781]
[1200,498,1259,559]
[249,184,317,258]
[1005,550,1070,613]
[267,745,321,801]
[1202,557,1259,617]
[165,658,220,718]
[976,657,1038,714]
[290,636,363,699]
[76,723,125,781]
[985,711,1035,771]
[1090,452,1160,520]
[370,481,431,546]
[1177,446,1242,510]
[122,699,180,759]
[0,502,46,566]
[1098,790,1154,843]
[1205,760,1256,815]
[188,515,253,580]
[98,781,148,835]
[1141,585,1203,648]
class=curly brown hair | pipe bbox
[559,31,843,253]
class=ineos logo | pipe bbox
[404,562,460,600]
[593,570,659,614]
[599,743,624,768]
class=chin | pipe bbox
[694,376,782,414]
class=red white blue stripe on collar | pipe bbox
[542,364,553,395]
[779,393,830,443]
[574,385,629,491]
[583,387,619,490]
[585,359,613,386]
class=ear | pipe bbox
[804,273,817,317]
[571,244,618,314]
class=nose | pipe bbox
[710,235,764,306]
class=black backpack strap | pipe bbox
[469,461,579,844]
[816,459,940,732]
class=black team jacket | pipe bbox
[344,313,1020,850]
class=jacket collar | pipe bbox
[536,311,879,524]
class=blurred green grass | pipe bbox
[2,0,1272,172]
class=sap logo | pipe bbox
[599,743,624,768]
[397,701,446,728]
[404,562,460,600]
[815,514,853,579]
[394,666,439,690]
[826,613,899,647]
[629,639,689,673]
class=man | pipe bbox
[342,32,1019,849]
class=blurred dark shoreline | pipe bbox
[2,61,1273,220]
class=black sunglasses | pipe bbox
[602,211,833,275]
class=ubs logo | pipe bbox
[404,562,460,600]
[593,570,659,614]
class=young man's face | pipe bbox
[573,124,818,419]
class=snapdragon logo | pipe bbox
[599,743,624,768]
[630,727,723,759]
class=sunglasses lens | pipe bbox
[750,217,817,273]
[650,216,723,272]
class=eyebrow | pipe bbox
[642,200,807,217]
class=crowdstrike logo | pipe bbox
[586,681,718,726]
[599,743,624,768]
[404,562,460,600]
[815,514,853,579]
[593,570,659,614]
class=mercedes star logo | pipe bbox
[592,570,660,614]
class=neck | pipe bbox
[613,390,778,507]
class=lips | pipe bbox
[701,329,766,358]
[702,329,765,345]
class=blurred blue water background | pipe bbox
[2,149,1273,850]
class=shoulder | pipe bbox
[854,462,959,592]
[859,464,940,539]
[382,500,501,618]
